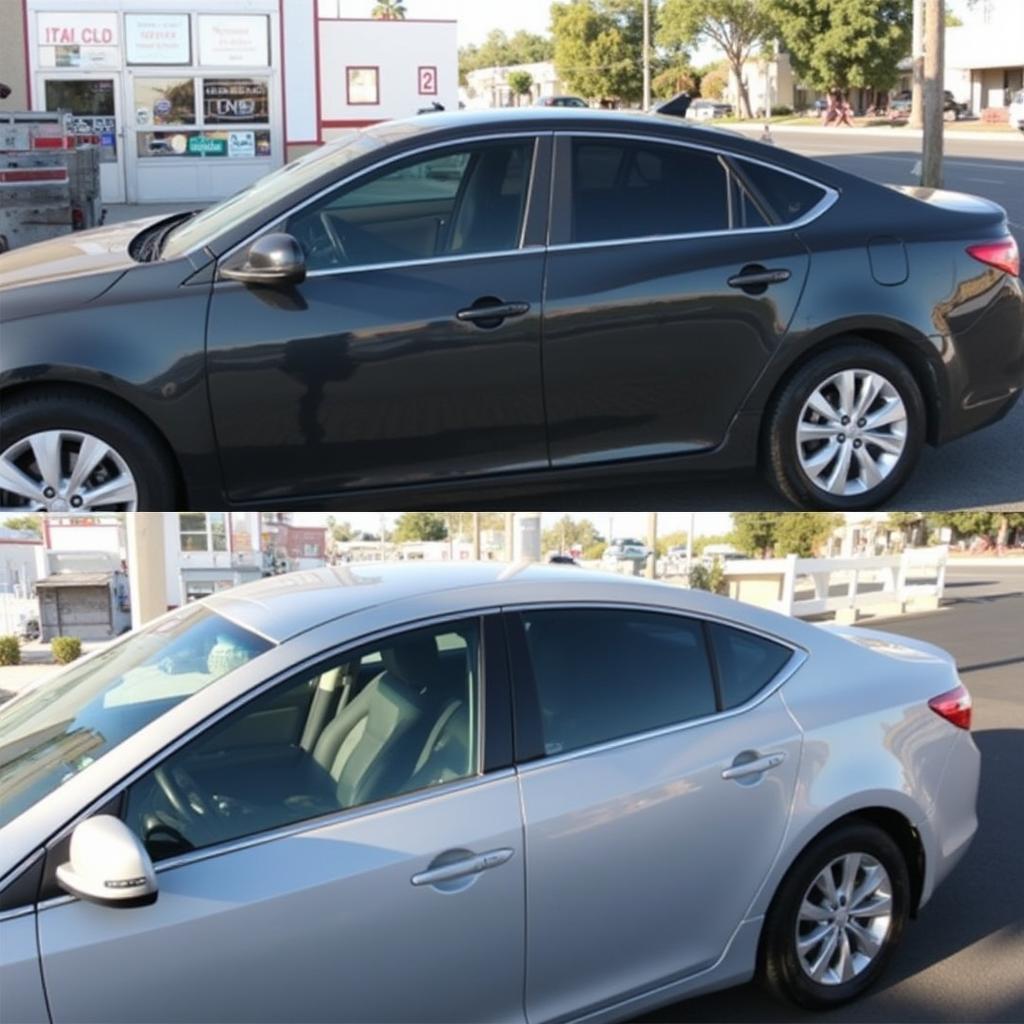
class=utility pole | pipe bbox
[642,0,652,112]
[471,512,481,561]
[922,0,945,187]
[126,513,168,629]
[504,512,514,561]
[646,512,658,579]
[910,0,925,129]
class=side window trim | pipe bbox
[503,601,807,768]
[548,130,837,249]
[35,610,505,903]
[217,133,549,282]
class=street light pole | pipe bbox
[922,0,945,187]
[646,512,657,579]
[642,0,652,112]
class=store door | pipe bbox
[39,75,126,203]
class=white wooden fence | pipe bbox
[721,546,948,621]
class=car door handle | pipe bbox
[411,848,514,887]
[456,301,531,325]
[727,268,792,289]
[721,752,787,780]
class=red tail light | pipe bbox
[929,684,972,730]
[967,238,1019,278]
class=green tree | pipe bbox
[768,0,911,97]
[371,0,407,19]
[655,529,689,556]
[730,512,780,556]
[551,0,648,105]
[1,515,42,536]
[459,29,555,83]
[773,512,841,557]
[542,515,604,553]
[652,62,700,99]
[507,70,535,105]
[659,0,776,118]
[393,512,448,543]
[697,59,730,98]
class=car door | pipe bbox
[542,133,818,466]
[507,606,804,1023]
[205,135,551,503]
[36,616,526,1024]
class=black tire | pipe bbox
[765,341,926,510]
[760,821,911,1010]
[0,389,178,511]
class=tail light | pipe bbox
[967,238,1019,278]
[929,684,972,730]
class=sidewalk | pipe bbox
[727,121,1021,143]
[0,639,111,703]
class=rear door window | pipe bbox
[733,159,828,224]
[708,623,794,709]
[519,607,717,755]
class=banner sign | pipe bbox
[125,13,191,65]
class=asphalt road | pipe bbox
[638,562,1024,1023]
[443,130,1023,514]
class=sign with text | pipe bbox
[125,13,191,65]
[38,11,120,68]
[418,66,438,96]
[198,15,270,68]
[187,135,227,156]
[203,79,269,124]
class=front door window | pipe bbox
[44,78,118,164]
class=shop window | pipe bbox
[179,513,229,553]
[44,78,118,162]
[203,79,269,125]
[138,129,271,159]
[133,77,196,128]
[347,67,380,106]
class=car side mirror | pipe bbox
[221,233,307,286]
[55,815,158,908]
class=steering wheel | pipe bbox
[155,762,213,828]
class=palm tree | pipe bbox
[372,0,407,19]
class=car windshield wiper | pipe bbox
[132,211,198,263]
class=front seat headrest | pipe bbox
[381,634,441,690]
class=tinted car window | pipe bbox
[709,623,793,709]
[734,159,827,224]
[285,140,533,271]
[124,619,480,861]
[521,608,717,756]
[571,139,730,242]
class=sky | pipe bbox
[293,511,735,539]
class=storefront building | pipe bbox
[21,0,458,204]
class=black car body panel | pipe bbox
[1,109,1022,510]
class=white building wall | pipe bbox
[282,0,317,147]
[318,19,458,138]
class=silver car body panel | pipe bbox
[0,564,981,1024]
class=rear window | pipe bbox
[708,623,793,709]
[734,159,828,224]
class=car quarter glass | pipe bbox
[123,619,481,862]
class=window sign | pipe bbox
[227,130,256,158]
[198,15,270,68]
[125,14,191,66]
[203,79,269,124]
[38,11,120,69]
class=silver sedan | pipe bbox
[0,563,979,1023]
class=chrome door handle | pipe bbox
[456,301,531,325]
[727,269,792,289]
[722,752,787,780]
[411,848,514,887]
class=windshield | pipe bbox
[0,605,271,829]
[160,130,384,260]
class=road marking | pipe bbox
[965,176,1005,184]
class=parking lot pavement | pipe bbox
[638,563,1024,1024]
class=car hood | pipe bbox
[0,215,165,295]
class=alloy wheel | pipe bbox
[795,852,894,986]
[0,430,139,511]
[796,369,908,497]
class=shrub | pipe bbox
[771,105,793,117]
[688,560,728,595]
[51,636,82,665]
[0,635,20,666]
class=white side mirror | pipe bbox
[56,816,158,908]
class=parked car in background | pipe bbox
[536,96,588,108]
[686,98,734,120]
[2,108,1021,513]
[603,538,651,563]
[1010,89,1024,133]
[890,90,967,121]
[0,564,980,1023]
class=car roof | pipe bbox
[201,561,796,645]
